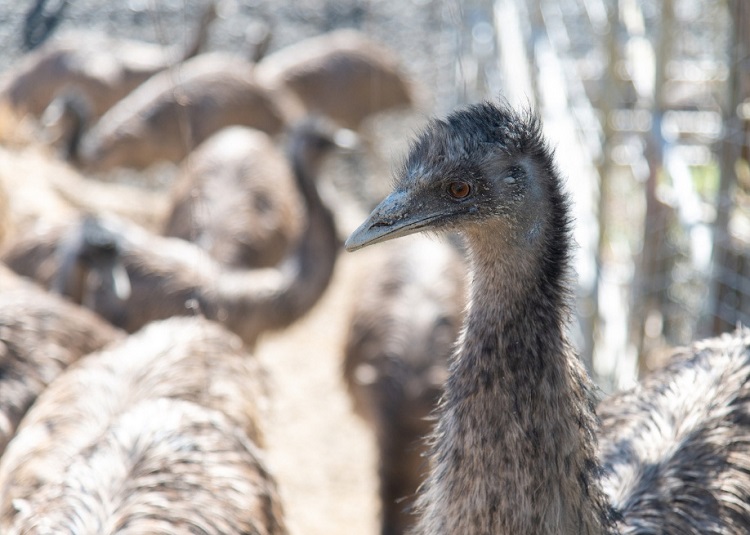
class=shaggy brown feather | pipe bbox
[9,398,286,535]
[256,29,419,130]
[77,52,298,171]
[164,126,304,269]
[0,316,279,533]
[0,264,121,455]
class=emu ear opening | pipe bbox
[478,149,526,187]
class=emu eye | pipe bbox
[447,181,472,199]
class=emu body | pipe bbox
[164,118,353,269]
[77,52,294,171]
[256,29,417,130]
[0,316,285,534]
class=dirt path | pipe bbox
[255,248,383,535]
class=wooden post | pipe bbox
[709,0,747,335]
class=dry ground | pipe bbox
[255,246,386,535]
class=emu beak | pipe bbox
[345,190,438,251]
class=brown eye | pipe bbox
[448,181,472,199]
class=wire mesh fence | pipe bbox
[498,0,745,392]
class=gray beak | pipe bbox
[345,189,439,252]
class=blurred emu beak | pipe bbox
[345,189,437,252]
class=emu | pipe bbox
[346,100,750,534]
[0,316,286,534]
[164,121,356,269]
[1,118,342,348]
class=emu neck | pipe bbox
[214,140,339,347]
[413,223,610,535]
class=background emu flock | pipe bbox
[0,0,748,534]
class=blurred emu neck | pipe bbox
[416,184,611,534]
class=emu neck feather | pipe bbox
[413,237,610,534]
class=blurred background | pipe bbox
[0,0,748,534]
